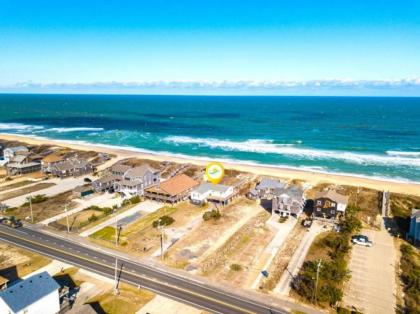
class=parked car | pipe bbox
[302,219,313,228]
[352,235,372,247]
[84,177,92,183]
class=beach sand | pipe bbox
[1,133,419,196]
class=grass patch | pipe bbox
[91,226,117,241]
[88,283,155,314]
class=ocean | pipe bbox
[0,94,419,183]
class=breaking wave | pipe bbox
[163,136,420,168]
[36,127,105,133]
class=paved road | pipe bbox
[0,225,314,314]
[343,222,397,314]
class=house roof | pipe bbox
[256,178,285,190]
[4,146,28,153]
[42,154,64,163]
[148,174,198,196]
[315,190,349,205]
[111,164,131,174]
[7,162,40,169]
[54,159,90,171]
[124,164,158,179]
[94,175,120,185]
[10,155,27,164]
[0,271,60,313]
[194,182,232,194]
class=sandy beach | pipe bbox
[1,133,420,196]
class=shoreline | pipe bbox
[1,133,420,196]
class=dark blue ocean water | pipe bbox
[0,94,419,182]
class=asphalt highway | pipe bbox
[0,225,294,314]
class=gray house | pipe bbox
[50,158,94,178]
[272,185,305,217]
[114,164,160,196]
[250,178,286,199]
[92,175,120,192]
[408,209,420,246]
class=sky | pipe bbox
[1,0,420,95]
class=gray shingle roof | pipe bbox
[0,271,60,313]
[256,178,285,190]
[124,164,157,179]
[194,182,231,194]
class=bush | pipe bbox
[129,195,141,204]
[88,214,98,223]
[203,209,221,221]
[23,194,48,206]
[230,264,242,271]
[400,243,420,313]
[278,216,288,223]
[152,215,175,228]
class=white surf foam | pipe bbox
[0,123,44,131]
[387,151,420,158]
[163,136,420,168]
[36,127,105,133]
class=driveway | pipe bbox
[343,221,397,313]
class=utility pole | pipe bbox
[65,204,70,233]
[158,218,164,260]
[28,195,34,223]
[313,259,322,304]
[115,214,119,247]
[114,257,119,295]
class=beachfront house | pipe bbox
[313,189,349,220]
[3,146,29,162]
[190,182,235,206]
[92,175,120,192]
[50,158,94,178]
[272,185,305,217]
[110,164,132,176]
[0,271,60,314]
[145,174,199,204]
[251,177,286,199]
[113,164,160,196]
[41,154,64,173]
[408,209,420,246]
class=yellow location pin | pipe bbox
[205,162,225,184]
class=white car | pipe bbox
[352,235,372,247]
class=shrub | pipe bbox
[230,264,242,271]
[129,195,141,204]
[400,243,420,314]
[24,194,48,206]
[88,214,98,223]
[152,215,175,228]
[203,209,221,221]
[278,216,288,223]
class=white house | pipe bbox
[3,146,29,163]
[0,271,60,314]
[190,182,234,206]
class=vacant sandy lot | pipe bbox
[164,198,265,270]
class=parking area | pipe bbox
[343,222,397,314]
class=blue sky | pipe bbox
[1,0,420,95]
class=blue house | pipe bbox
[408,209,420,246]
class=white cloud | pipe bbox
[1,79,420,95]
